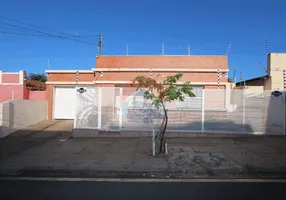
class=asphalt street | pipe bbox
[1,179,286,200]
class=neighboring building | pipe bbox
[46,55,232,120]
[0,70,46,102]
[236,53,286,93]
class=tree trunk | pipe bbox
[159,102,168,154]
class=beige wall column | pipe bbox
[225,82,231,109]
[268,53,286,91]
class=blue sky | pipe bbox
[0,0,285,80]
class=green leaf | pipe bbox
[134,73,195,108]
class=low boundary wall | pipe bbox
[0,100,47,138]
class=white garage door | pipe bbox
[54,87,76,119]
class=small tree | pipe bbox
[134,73,195,154]
[28,73,47,82]
[26,73,47,91]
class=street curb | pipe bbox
[1,168,286,179]
[1,177,286,183]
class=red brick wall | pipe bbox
[96,56,228,69]
[46,85,53,119]
[96,84,115,87]
[47,72,228,85]
[96,72,228,83]
[47,73,94,82]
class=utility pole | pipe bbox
[98,34,103,56]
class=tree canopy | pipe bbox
[28,73,47,83]
[134,73,195,108]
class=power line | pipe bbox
[0,31,67,38]
[0,21,97,45]
[0,17,98,45]
[0,31,97,39]
[0,15,98,43]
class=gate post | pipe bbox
[119,88,123,130]
[201,86,205,132]
[242,89,245,132]
[98,88,102,129]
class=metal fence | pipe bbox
[74,87,285,135]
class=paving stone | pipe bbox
[72,129,98,137]
[97,153,134,168]
[191,144,222,153]
[169,144,195,154]
[240,143,280,154]
[224,151,276,170]
[108,139,138,153]
[259,154,286,169]
[132,153,168,170]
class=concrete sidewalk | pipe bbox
[1,120,286,178]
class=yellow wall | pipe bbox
[264,77,272,90]
[244,86,264,95]
[268,53,286,90]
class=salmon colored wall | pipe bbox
[1,71,47,102]
[0,85,24,102]
[27,91,46,100]
[0,85,47,102]
[24,87,30,99]
[2,74,20,83]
